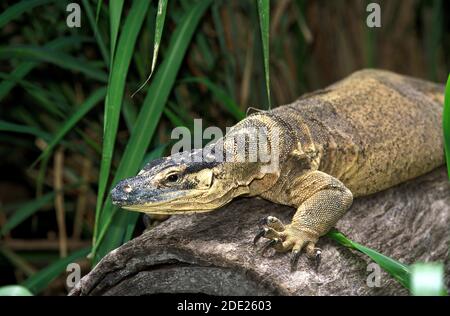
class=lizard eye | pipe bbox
[166,173,179,183]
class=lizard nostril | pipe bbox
[123,184,133,193]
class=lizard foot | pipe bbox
[253,216,322,271]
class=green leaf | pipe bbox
[31,87,107,167]
[443,74,450,180]
[411,262,446,296]
[0,192,54,237]
[257,0,271,109]
[0,46,108,82]
[93,0,214,263]
[0,72,66,118]
[0,36,88,102]
[109,0,125,63]
[132,0,168,96]
[21,247,91,294]
[0,247,36,277]
[0,285,33,296]
[327,229,411,289]
[0,0,53,29]
[95,0,103,23]
[82,0,109,66]
[181,77,245,120]
[94,1,150,243]
[122,100,139,132]
[0,120,51,141]
[425,0,443,81]
[164,106,188,128]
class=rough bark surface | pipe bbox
[70,168,450,296]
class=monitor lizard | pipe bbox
[111,69,445,270]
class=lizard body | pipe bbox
[111,69,444,268]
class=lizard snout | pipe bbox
[111,180,133,206]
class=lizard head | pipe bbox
[110,149,266,214]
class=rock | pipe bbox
[70,168,450,296]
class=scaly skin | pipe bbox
[111,69,444,270]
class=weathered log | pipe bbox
[70,167,450,296]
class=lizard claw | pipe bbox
[260,239,280,255]
[259,216,285,231]
[313,248,322,271]
[290,250,301,271]
[253,228,267,245]
[254,215,321,270]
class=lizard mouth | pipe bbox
[120,205,214,214]
[110,180,193,210]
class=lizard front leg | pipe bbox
[254,171,353,270]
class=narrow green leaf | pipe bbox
[95,0,103,23]
[36,151,51,197]
[122,100,139,132]
[0,0,53,29]
[164,106,188,128]
[0,285,33,296]
[82,0,109,66]
[0,46,108,82]
[93,0,213,262]
[0,72,66,118]
[132,0,168,96]
[327,229,411,289]
[0,247,36,277]
[0,36,88,102]
[153,0,168,67]
[257,0,271,109]
[426,0,443,81]
[181,77,245,120]
[167,101,195,130]
[0,192,54,237]
[109,0,125,63]
[94,1,150,243]
[31,87,107,167]
[0,120,51,141]
[21,247,91,294]
[443,74,450,180]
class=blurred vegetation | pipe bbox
[0,0,448,295]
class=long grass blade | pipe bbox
[132,0,168,97]
[21,247,90,294]
[0,120,51,141]
[31,87,107,167]
[0,192,54,237]
[0,247,36,277]
[93,0,213,262]
[94,1,150,243]
[426,0,443,81]
[257,0,271,109]
[109,0,124,63]
[0,36,87,102]
[0,0,53,29]
[95,0,103,23]
[82,0,109,66]
[327,229,411,289]
[181,77,245,120]
[0,46,108,82]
